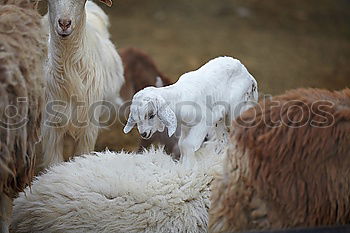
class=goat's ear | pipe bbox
[123,114,136,134]
[158,105,177,137]
[99,0,113,7]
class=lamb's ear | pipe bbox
[158,105,177,137]
[123,115,136,134]
[99,0,113,7]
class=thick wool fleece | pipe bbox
[0,0,46,198]
[12,147,224,233]
[209,88,350,233]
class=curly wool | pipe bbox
[209,88,350,233]
[11,146,224,233]
[0,0,46,198]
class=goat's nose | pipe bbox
[141,132,147,138]
[58,19,72,31]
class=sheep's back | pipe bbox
[12,148,223,232]
[0,2,46,197]
[210,88,350,232]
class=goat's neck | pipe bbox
[48,12,91,101]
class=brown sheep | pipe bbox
[0,0,46,232]
[209,88,350,233]
[119,47,172,102]
[119,47,180,159]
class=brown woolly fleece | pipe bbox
[209,88,350,233]
[0,0,46,198]
[119,47,172,102]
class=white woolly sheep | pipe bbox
[0,0,46,232]
[11,143,225,233]
[209,88,350,233]
[41,0,124,168]
[124,56,258,165]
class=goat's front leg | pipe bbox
[41,127,64,168]
[74,126,99,156]
[0,193,12,233]
[179,122,209,168]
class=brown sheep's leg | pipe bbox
[0,193,12,233]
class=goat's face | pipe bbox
[48,0,85,38]
[48,0,112,39]
[124,88,177,139]
[131,97,165,140]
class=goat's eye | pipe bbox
[149,114,155,119]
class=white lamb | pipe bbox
[124,56,258,165]
[11,145,224,233]
[41,0,124,168]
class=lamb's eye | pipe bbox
[149,114,155,119]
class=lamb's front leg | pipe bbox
[179,122,210,168]
[0,193,12,233]
[179,137,196,168]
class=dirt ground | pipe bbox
[40,0,350,153]
[105,0,350,93]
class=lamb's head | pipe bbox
[124,87,177,139]
[47,0,112,38]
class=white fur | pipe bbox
[42,0,124,168]
[155,76,164,87]
[124,56,257,166]
[11,145,224,233]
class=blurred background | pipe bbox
[103,0,350,94]
[39,0,350,152]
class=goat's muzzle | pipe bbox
[57,19,72,38]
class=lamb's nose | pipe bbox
[58,19,72,31]
[141,132,147,138]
